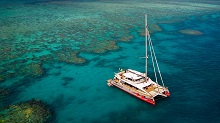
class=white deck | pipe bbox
[116,69,155,92]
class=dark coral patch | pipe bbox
[62,77,74,86]
[0,99,52,123]
[53,49,86,64]
[23,62,44,76]
[85,41,119,54]
[0,89,9,100]
[0,75,5,83]
[62,77,74,82]
[118,35,134,42]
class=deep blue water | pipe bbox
[0,0,220,123]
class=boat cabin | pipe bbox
[123,69,146,82]
[118,69,155,92]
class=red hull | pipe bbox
[113,83,155,105]
[164,91,170,97]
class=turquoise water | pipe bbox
[0,0,220,123]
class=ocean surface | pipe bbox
[0,0,220,123]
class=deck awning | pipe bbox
[124,72,142,80]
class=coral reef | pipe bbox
[139,24,162,36]
[0,61,44,83]
[0,99,51,123]
[118,35,134,42]
[0,76,5,83]
[23,62,44,76]
[0,0,217,82]
[0,89,9,99]
[86,41,119,53]
[179,29,203,35]
[54,49,86,64]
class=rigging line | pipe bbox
[148,37,158,84]
[148,37,160,93]
[151,41,165,87]
[148,37,165,87]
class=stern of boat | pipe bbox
[107,79,113,86]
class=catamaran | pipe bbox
[107,14,170,105]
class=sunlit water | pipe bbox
[0,0,220,123]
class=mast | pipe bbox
[145,14,148,78]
